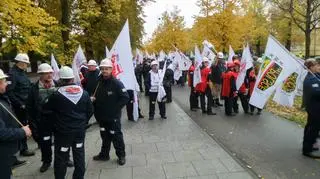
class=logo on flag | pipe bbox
[111,53,123,78]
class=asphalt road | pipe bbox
[172,86,320,179]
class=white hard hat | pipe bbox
[87,59,97,66]
[217,52,224,59]
[37,63,53,73]
[14,53,30,64]
[0,69,8,79]
[151,60,158,66]
[100,58,113,68]
[257,57,263,63]
[59,66,74,79]
[203,57,209,62]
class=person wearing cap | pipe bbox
[163,61,174,103]
[146,60,167,120]
[82,60,100,97]
[6,53,34,164]
[0,68,32,179]
[44,66,93,179]
[143,59,152,96]
[209,52,226,107]
[221,62,237,116]
[92,59,129,165]
[196,57,216,115]
[302,59,320,158]
[26,63,73,173]
[188,57,200,111]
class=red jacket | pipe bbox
[188,65,195,87]
[248,69,256,96]
[195,67,211,93]
[221,70,237,98]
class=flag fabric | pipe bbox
[50,53,60,81]
[272,61,308,107]
[133,81,140,121]
[105,46,110,58]
[159,50,166,61]
[72,45,87,85]
[136,48,144,65]
[202,45,216,66]
[249,35,300,109]
[193,45,202,87]
[178,51,192,71]
[236,44,253,90]
[108,20,136,90]
[228,45,235,62]
[157,60,167,102]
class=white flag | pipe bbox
[157,60,167,102]
[72,45,86,85]
[249,35,300,109]
[228,45,235,62]
[105,46,110,58]
[236,44,253,90]
[178,52,192,71]
[136,48,144,64]
[159,50,166,61]
[50,54,60,81]
[108,20,136,90]
[272,61,307,107]
[193,45,202,87]
[133,82,140,121]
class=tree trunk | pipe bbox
[256,38,261,56]
[60,0,70,53]
[286,0,293,51]
[305,30,311,58]
[305,0,312,58]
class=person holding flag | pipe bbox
[188,57,200,111]
[209,52,225,107]
[248,64,262,115]
[92,59,129,165]
[146,60,167,120]
[221,62,237,116]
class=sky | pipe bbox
[143,0,200,42]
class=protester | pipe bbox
[82,59,100,96]
[302,59,320,158]
[0,69,32,179]
[163,62,174,103]
[92,59,129,165]
[221,62,237,116]
[248,65,262,115]
[209,52,225,107]
[188,58,200,111]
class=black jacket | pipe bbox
[303,73,320,115]
[26,81,57,141]
[210,61,226,84]
[45,85,93,134]
[83,69,100,96]
[163,68,174,88]
[7,65,31,109]
[94,76,129,122]
[0,95,25,158]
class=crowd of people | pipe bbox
[1,49,320,179]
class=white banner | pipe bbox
[72,45,86,85]
[50,53,60,81]
[249,35,300,109]
[157,60,167,102]
[236,44,253,90]
[193,45,202,87]
[105,46,110,58]
[228,45,235,62]
[135,48,144,65]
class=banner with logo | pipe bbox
[236,44,253,90]
[193,45,202,87]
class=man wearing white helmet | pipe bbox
[92,58,129,166]
[44,66,93,179]
[145,60,167,120]
[0,68,32,178]
[209,52,226,107]
[7,53,34,167]
[26,63,73,173]
[82,59,100,96]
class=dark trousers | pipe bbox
[249,104,262,113]
[14,107,28,152]
[164,86,172,102]
[0,156,12,179]
[39,131,53,164]
[99,119,125,158]
[238,93,249,113]
[232,96,239,113]
[190,87,199,109]
[149,92,166,117]
[224,97,234,115]
[54,131,85,179]
[303,113,320,153]
[200,87,213,113]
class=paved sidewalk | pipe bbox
[13,96,254,179]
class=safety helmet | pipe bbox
[59,66,74,79]
[217,52,224,59]
[0,69,8,79]
[99,58,113,68]
[203,57,209,62]
[227,62,235,68]
[87,59,97,66]
[150,60,158,66]
[37,63,53,73]
[14,53,30,64]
